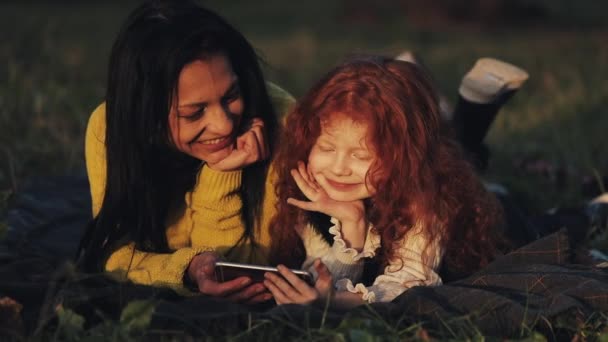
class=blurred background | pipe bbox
[1,0,607,217]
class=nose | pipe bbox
[204,103,234,134]
[331,154,352,176]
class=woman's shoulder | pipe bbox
[267,82,295,120]
[87,102,107,137]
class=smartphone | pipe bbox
[215,261,314,285]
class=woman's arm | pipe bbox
[86,82,291,294]
[85,104,265,297]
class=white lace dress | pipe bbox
[299,217,443,303]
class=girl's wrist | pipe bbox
[339,218,367,250]
[339,216,366,228]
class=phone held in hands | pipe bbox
[215,261,314,285]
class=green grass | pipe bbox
[23,294,608,341]
[1,0,607,340]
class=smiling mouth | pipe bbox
[199,136,229,145]
[196,135,233,152]
[325,178,360,190]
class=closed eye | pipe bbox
[178,105,207,121]
[318,146,334,152]
[353,153,372,161]
[222,83,242,104]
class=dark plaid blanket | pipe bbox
[1,175,606,338]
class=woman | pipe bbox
[77,0,292,303]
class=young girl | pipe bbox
[77,0,292,302]
[264,57,503,309]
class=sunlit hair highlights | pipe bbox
[270,57,502,278]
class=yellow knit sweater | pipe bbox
[85,83,294,293]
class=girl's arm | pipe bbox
[331,291,367,311]
[262,259,365,310]
[265,220,379,309]
[337,224,443,303]
[300,218,377,284]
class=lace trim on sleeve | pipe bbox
[328,217,380,262]
[335,278,377,303]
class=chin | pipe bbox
[193,146,233,164]
[325,190,369,202]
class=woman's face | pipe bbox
[307,115,377,202]
[169,54,244,164]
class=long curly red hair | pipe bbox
[269,57,503,278]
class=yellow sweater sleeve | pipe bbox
[105,243,214,295]
[84,103,107,217]
[85,104,242,292]
[104,165,247,294]
[186,167,244,249]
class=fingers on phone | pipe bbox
[277,265,308,288]
[264,265,318,305]
[226,283,267,303]
[263,277,289,304]
[264,271,300,299]
[201,276,250,296]
[245,291,273,305]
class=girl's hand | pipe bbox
[288,161,367,249]
[188,252,272,304]
[207,118,269,171]
[264,259,333,306]
[288,161,364,223]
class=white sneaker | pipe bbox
[395,51,418,64]
[459,58,529,104]
[590,193,608,205]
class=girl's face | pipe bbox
[308,115,377,202]
[169,54,244,164]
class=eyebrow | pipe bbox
[177,79,239,109]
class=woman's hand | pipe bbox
[287,161,367,249]
[187,252,272,304]
[263,259,333,306]
[207,118,269,171]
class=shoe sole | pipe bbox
[459,58,529,104]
